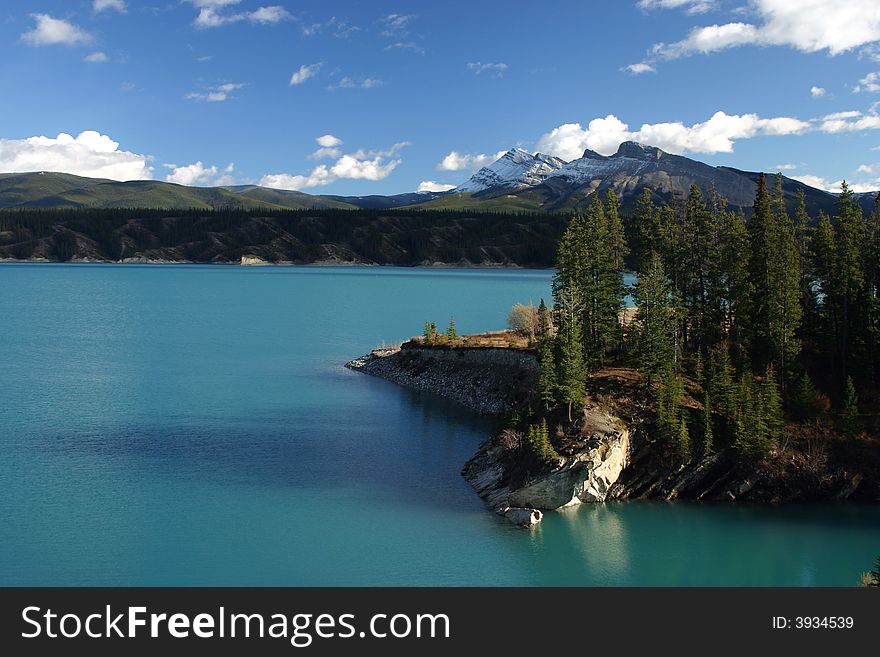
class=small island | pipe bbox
[349,179,880,527]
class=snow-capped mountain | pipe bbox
[542,140,756,206]
[455,148,565,193]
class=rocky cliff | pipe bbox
[462,406,631,526]
[345,343,538,415]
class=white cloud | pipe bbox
[634,0,880,71]
[858,164,878,174]
[317,134,342,148]
[248,6,291,24]
[164,161,235,186]
[186,82,245,102]
[625,62,656,74]
[309,134,344,160]
[855,72,880,93]
[436,150,507,171]
[21,14,93,47]
[380,13,415,36]
[93,0,126,12]
[467,62,508,76]
[773,163,800,170]
[792,174,878,193]
[385,42,425,55]
[0,131,151,181]
[535,111,810,160]
[811,86,827,97]
[289,63,322,85]
[328,77,383,90]
[191,1,292,29]
[638,0,716,14]
[303,17,360,38]
[417,181,456,192]
[260,140,407,190]
[819,110,880,132]
[84,51,109,63]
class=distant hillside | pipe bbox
[0,208,566,266]
[0,172,357,211]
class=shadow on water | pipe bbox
[30,371,500,516]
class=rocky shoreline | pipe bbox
[345,343,538,415]
[346,342,880,527]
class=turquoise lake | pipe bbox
[1,263,878,586]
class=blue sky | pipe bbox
[1,0,879,195]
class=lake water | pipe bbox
[1,263,878,586]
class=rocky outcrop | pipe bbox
[462,407,631,524]
[345,344,538,415]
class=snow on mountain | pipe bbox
[455,148,565,193]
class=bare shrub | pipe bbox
[498,429,523,450]
[507,304,539,339]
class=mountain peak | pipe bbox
[455,147,565,194]
[614,141,665,159]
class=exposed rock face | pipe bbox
[345,344,537,415]
[462,407,631,520]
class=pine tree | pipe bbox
[604,189,629,272]
[864,192,880,385]
[631,252,675,381]
[792,372,818,422]
[701,389,714,455]
[632,187,659,271]
[446,317,457,339]
[657,369,690,460]
[537,334,557,409]
[718,209,750,353]
[832,183,866,383]
[761,366,785,448]
[580,196,625,366]
[527,419,558,462]
[743,173,802,378]
[794,187,816,321]
[841,376,860,439]
[769,173,803,384]
[537,298,552,339]
[424,320,432,340]
[554,282,587,422]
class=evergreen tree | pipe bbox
[761,366,785,448]
[657,369,690,460]
[424,320,432,340]
[446,317,457,339]
[537,298,552,340]
[631,252,675,381]
[580,196,626,366]
[718,210,750,353]
[841,376,861,439]
[743,173,802,378]
[554,282,587,422]
[707,343,736,421]
[701,389,714,455]
[831,183,866,382]
[537,334,557,409]
[863,193,880,385]
[769,173,803,383]
[792,372,818,422]
[794,187,817,323]
[632,187,659,270]
[527,419,558,462]
[604,189,629,271]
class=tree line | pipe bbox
[535,178,880,463]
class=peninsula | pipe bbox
[348,179,880,526]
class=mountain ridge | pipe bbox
[0,142,877,217]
